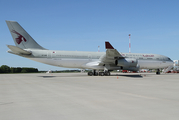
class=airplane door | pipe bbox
[52,51,56,58]
[47,52,52,58]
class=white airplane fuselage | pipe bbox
[18,49,173,70]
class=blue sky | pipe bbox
[1,0,179,71]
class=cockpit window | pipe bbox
[168,58,171,61]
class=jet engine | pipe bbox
[115,58,140,71]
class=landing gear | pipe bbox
[93,70,98,76]
[88,72,93,76]
[156,69,160,75]
[87,70,110,76]
[99,71,110,76]
[104,71,110,76]
[99,72,104,76]
[88,70,98,76]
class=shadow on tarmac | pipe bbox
[38,74,144,78]
[111,74,143,78]
[39,76,56,78]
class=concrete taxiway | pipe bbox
[0,73,179,120]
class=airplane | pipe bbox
[6,21,173,76]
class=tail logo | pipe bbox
[11,30,27,44]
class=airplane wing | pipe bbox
[7,45,31,55]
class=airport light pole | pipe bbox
[129,34,131,53]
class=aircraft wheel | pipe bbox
[88,72,93,76]
[99,72,104,76]
[94,72,98,76]
[156,71,160,75]
[156,69,160,75]
[105,71,110,76]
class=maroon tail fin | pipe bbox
[105,41,114,49]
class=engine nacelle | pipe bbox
[115,58,140,71]
[115,58,138,67]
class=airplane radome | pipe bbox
[6,21,173,76]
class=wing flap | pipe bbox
[7,45,31,55]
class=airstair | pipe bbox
[162,65,173,73]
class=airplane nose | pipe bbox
[169,60,174,66]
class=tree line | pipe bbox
[0,65,38,73]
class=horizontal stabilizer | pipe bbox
[7,45,31,55]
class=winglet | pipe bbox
[105,41,114,49]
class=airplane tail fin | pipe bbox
[6,21,46,50]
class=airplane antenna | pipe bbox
[129,34,131,53]
[98,46,100,52]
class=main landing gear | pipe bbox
[156,69,160,75]
[88,70,110,76]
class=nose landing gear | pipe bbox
[156,69,160,75]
